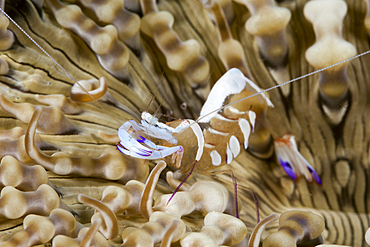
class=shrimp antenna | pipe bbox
[192,49,370,125]
[171,48,370,137]
[3,6,370,129]
[149,71,166,120]
[0,6,132,125]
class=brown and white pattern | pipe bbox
[0,0,369,246]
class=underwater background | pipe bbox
[0,0,370,246]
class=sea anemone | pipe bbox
[0,0,369,246]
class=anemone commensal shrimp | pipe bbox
[2,0,370,245]
[116,68,322,186]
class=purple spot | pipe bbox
[137,135,147,143]
[136,149,152,157]
[279,158,296,180]
[116,142,129,153]
[136,153,151,157]
[307,166,322,185]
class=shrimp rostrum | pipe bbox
[117,68,321,184]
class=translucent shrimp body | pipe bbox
[117,68,322,184]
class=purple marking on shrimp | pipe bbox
[135,152,151,156]
[117,142,152,156]
[137,135,147,143]
[307,165,322,185]
[117,142,128,151]
[136,149,152,156]
[278,158,296,180]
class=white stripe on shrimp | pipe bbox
[116,68,269,173]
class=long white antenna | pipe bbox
[0,6,127,125]
[196,50,370,123]
[1,6,370,127]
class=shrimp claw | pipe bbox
[117,113,185,166]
